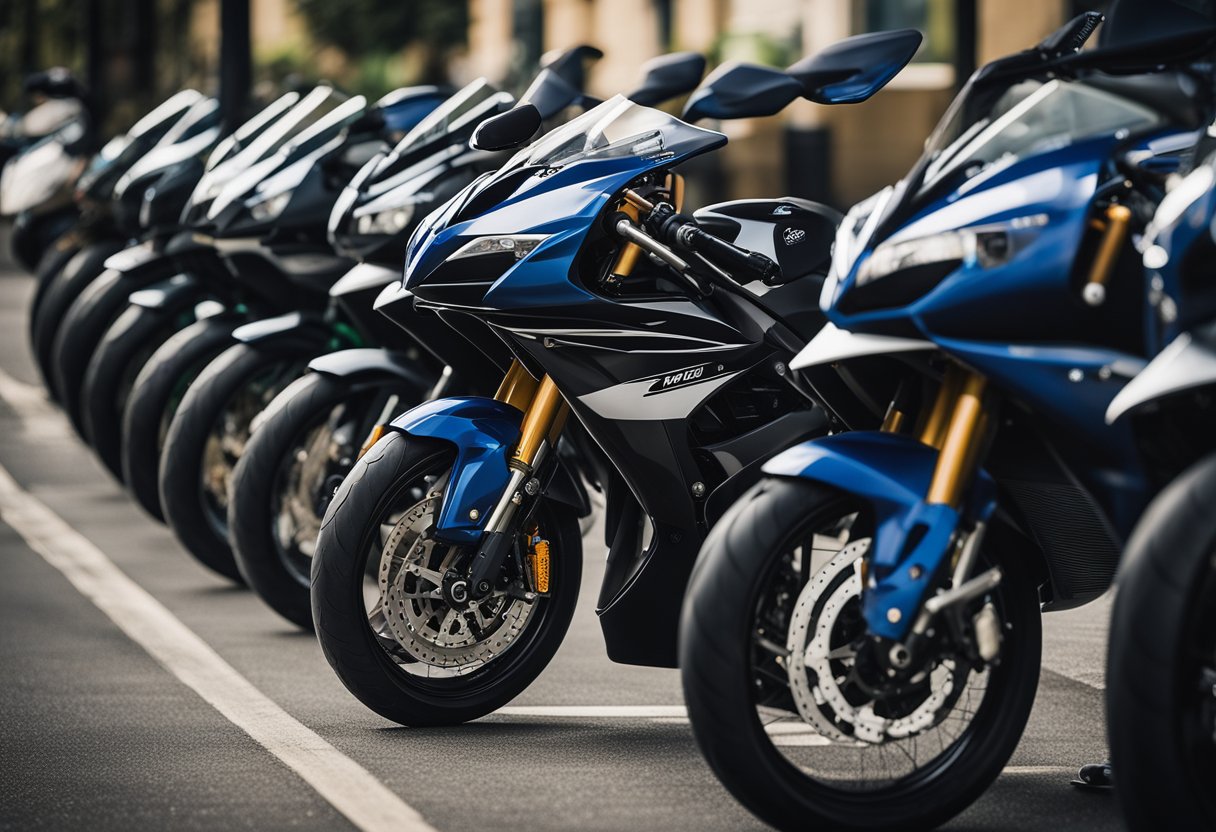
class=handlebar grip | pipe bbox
[680,226,782,285]
[647,202,782,286]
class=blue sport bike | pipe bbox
[308,30,922,727]
[679,8,1216,832]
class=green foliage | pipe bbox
[291,0,467,58]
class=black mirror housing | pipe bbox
[681,62,802,122]
[471,104,542,152]
[628,52,707,107]
[787,28,923,105]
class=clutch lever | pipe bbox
[611,214,708,296]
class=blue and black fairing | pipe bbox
[766,10,1216,642]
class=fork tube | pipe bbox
[918,367,965,449]
[495,359,539,412]
[512,375,567,472]
[925,370,988,507]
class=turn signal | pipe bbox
[528,538,551,595]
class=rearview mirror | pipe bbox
[786,28,923,105]
[471,104,542,152]
[681,62,803,122]
[1036,11,1103,57]
[628,52,707,107]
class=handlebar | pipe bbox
[641,198,782,286]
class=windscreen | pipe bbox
[501,94,716,173]
[887,75,1163,224]
[388,79,505,159]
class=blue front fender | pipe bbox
[762,431,997,641]
[387,396,522,546]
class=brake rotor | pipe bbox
[785,539,967,745]
[376,495,535,670]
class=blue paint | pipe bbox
[764,431,996,639]
[387,396,523,545]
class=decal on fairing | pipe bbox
[577,361,740,420]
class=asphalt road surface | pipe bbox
[0,264,1123,831]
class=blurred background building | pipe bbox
[0,0,1112,209]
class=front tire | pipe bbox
[1108,452,1216,831]
[159,341,317,581]
[229,373,425,629]
[680,477,1042,832]
[312,431,582,726]
[29,240,123,397]
[121,316,240,520]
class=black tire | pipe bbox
[29,240,123,398]
[159,341,319,582]
[679,477,1042,832]
[1108,452,1216,832]
[52,268,148,434]
[28,238,81,336]
[121,316,240,521]
[230,373,426,630]
[312,431,583,726]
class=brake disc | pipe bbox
[376,495,535,670]
[785,539,966,745]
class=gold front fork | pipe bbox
[494,359,569,473]
[919,365,990,507]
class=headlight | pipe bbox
[355,204,415,236]
[450,234,549,262]
[837,214,1047,314]
[857,214,1047,287]
[249,190,293,222]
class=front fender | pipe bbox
[389,397,523,546]
[762,431,996,641]
[307,347,432,392]
[388,396,588,544]
[232,311,330,350]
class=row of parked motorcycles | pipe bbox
[4,0,1215,828]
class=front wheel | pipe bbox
[121,316,240,521]
[1108,452,1216,831]
[312,431,582,726]
[229,372,426,629]
[159,341,317,581]
[680,477,1042,832]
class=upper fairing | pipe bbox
[405,98,725,299]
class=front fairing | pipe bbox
[825,134,1115,338]
[404,96,725,307]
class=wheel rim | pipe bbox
[270,394,377,584]
[200,361,304,539]
[355,456,559,691]
[746,505,1011,796]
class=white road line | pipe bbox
[497,705,688,718]
[0,463,437,832]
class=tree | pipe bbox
[291,0,467,84]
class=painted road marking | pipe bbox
[0,461,437,832]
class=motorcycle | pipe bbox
[677,10,1216,831]
[1102,132,1216,831]
[108,87,361,506]
[52,94,224,433]
[228,51,709,630]
[306,29,921,726]
[2,68,94,274]
[155,49,604,582]
[26,89,206,399]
